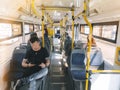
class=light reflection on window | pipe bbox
[81,25,89,34]
[0,23,12,39]
[34,25,40,32]
[29,24,33,32]
[80,23,118,42]
[12,23,22,36]
[102,25,117,40]
[93,25,117,40]
[24,24,30,34]
[93,26,102,37]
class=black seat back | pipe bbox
[7,46,27,80]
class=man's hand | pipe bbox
[28,63,35,67]
[39,63,46,68]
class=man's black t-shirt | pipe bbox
[24,47,49,76]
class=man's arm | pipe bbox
[45,58,50,67]
[22,59,28,67]
[22,59,35,68]
[39,58,50,68]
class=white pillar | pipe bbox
[22,22,25,43]
[116,21,120,46]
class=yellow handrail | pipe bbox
[42,9,45,47]
[31,0,45,47]
[92,70,120,73]
[31,0,41,17]
[71,8,74,49]
[82,0,92,90]
[45,13,53,25]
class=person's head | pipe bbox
[87,35,96,46]
[30,32,38,38]
[65,32,68,37]
[57,30,60,34]
[30,37,40,51]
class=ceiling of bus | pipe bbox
[35,0,74,7]
[0,0,120,23]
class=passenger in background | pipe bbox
[14,37,50,89]
[44,26,50,54]
[87,35,97,47]
[55,30,61,39]
[64,32,72,56]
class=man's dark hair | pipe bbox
[30,32,37,38]
[30,37,40,43]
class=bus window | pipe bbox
[12,23,22,36]
[93,26,102,37]
[0,23,12,39]
[81,25,90,35]
[24,24,30,34]
[102,25,117,40]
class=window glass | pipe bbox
[34,25,40,31]
[29,24,33,32]
[0,23,12,39]
[102,25,117,40]
[84,26,90,34]
[39,25,42,30]
[80,25,89,34]
[80,22,118,43]
[12,23,22,36]
[24,24,30,34]
[93,26,102,37]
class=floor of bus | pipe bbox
[45,51,74,90]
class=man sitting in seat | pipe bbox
[14,37,50,89]
[23,36,50,76]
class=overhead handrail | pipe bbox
[37,6,72,11]
[45,12,53,25]
[74,11,84,19]
[31,0,41,18]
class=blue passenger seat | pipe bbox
[70,49,86,81]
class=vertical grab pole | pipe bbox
[83,0,92,90]
[42,8,45,47]
[71,6,74,49]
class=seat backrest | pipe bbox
[72,53,85,66]
[20,43,28,49]
[70,49,86,69]
[10,47,27,72]
[87,47,103,66]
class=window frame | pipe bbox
[80,21,119,43]
[0,19,22,42]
